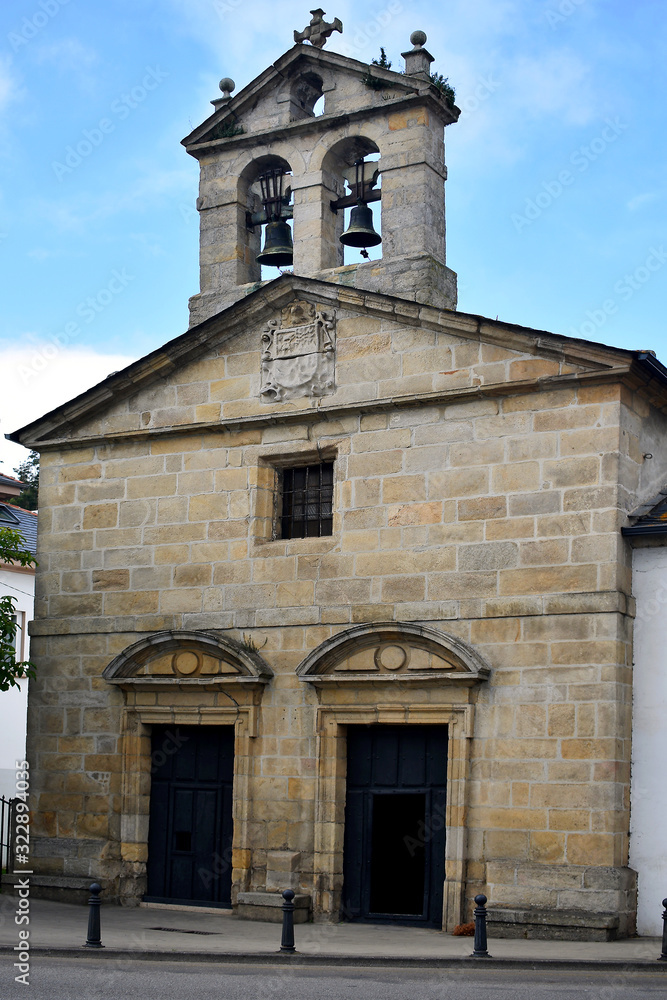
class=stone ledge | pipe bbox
[28,592,633,637]
[488,905,620,942]
[1,874,91,890]
[1,874,94,906]
[236,891,312,924]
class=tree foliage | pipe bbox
[0,527,37,692]
[12,451,39,511]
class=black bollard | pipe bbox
[470,893,491,958]
[280,888,296,953]
[84,883,104,949]
[659,898,667,961]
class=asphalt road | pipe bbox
[2,958,667,1000]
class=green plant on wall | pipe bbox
[212,118,245,139]
[362,47,393,90]
[363,49,456,109]
[372,48,392,70]
[430,73,456,108]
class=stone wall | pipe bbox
[25,299,664,936]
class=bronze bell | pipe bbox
[340,203,382,249]
[256,220,294,267]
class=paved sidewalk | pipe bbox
[0,893,664,969]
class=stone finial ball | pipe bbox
[219,77,235,94]
[410,30,427,47]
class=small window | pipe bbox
[280,462,334,539]
[0,504,20,525]
[10,612,23,660]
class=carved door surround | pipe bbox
[103,630,273,904]
[296,621,491,930]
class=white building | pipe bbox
[624,493,667,935]
[0,474,36,801]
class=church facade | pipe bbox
[11,18,667,938]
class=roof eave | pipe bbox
[8,273,667,450]
[622,524,667,538]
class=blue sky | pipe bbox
[0,0,665,474]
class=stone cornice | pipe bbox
[8,273,664,449]
[28,590,635,638]
[12,365,648,452]
[185,91,457,160]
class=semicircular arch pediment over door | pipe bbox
[295,620,491,687]
[103,629,273,689]
[297,621,491,932]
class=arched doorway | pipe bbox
[296,621,491,929]
[103,630,273,907]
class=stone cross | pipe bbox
[294,9,343,48]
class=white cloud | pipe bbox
[627,192,659,212]
[507,51,596,125]
[29,165,196,234]
[0,345,137,473]
[0,55,20,113]
[27,247,63,261]
[35,38,97,71]
[130,232,167,257]
[33,38,99,95]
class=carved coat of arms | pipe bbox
[260,301,336,402]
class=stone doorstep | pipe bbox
[488,906,620,942]
[140,902,233,916]
[236,891,312,924]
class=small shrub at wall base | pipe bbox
[453,922,475,936]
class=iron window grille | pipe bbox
[280,462,334,539]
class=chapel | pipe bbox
[10,12,667,938]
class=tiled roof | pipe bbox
[0,503,38,555]
[623,488,667,537]
[0,472,26,488]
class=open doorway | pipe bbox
[342,724,448,927]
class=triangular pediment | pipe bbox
[183,45,449,152]
[9,275,661,449]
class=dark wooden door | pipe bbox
[145,725,234,907]
[342,725,448,927]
